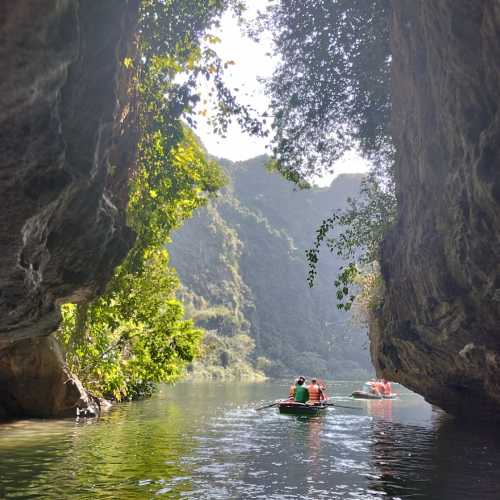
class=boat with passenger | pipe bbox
[278,376,329,415]
[278,400,328,416]
[351,380,397,400]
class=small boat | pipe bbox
[351,391,397,400]
[278,400,328,416]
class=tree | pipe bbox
[259,0,395,306]
[262,0,392,179]
[57,0,250,399]
[306,170,396,310]
[59,250,201,400]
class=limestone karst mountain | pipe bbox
[169,156,372,379]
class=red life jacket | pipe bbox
[371,382,384,395]
[308,383,322,402]
[288,384,296,399]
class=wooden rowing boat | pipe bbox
[351,391,397,400]
[278,400,327,416]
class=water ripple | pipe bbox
[1,381,500,499]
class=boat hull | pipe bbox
[351,391,397,400]
[278,401,327,416]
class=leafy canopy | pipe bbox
[261,0,392,180]
[58,0,239,399]
[258,0,395,308]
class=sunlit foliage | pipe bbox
[59,127,224,400]
[57,0,239,400]
[188,331,267,381]
[59,250,201,400]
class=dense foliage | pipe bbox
[59,250,201,400]
[257,1,395,308]
[261,0,392,179]
[57,0,239,400]
[172,202,268,381]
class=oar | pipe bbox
[324,402,363,410]
[255,401,280,411]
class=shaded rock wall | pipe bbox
[373,0,500,419]
[0,0,140,416]
[0,336,99,418]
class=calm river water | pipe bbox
[1,380,500,499]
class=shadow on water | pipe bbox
[365,400,500,500]
[1,381,500,499]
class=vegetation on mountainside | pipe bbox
[257,0,396,310]
[57,0,252,400]
[58,129,223,400]
[172,203,268,381]
[188,331,267,381]
[170,157,373,379]
[306,172,396,310]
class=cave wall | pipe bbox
[0,0,140,417]
[373,0,500,419]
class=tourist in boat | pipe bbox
[369,379,384,396]
[307,378,325,404]
[362,381,373,394]
[294,376,309,403]
[288,378,299,399]
[381,379,392,397]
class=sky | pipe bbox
[194,3,368,185]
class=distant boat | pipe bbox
[278,400,328,416]
[351,381,397,400]
[351,390,397,400]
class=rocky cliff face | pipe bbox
[0,1,140,417]
[373,0,500,419]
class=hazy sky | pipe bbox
[195,3,368,184]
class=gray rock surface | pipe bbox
[0,0,140,417]
[372,0,500,419]
[0,336,100,418]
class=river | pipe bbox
[1,380,500,499]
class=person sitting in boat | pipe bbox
[365,379,383,396]
[381,379,392,397]
[373,380,385,396]
[288,378,299,399]
[362,381,373,394]
[307,378,325,404]
[294,376,309,403]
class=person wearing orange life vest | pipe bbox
[369,379,384,396]
[307,378,325,404]
[381,379,392,396]
[288,378,299,399]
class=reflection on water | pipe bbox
[1,381,500,499]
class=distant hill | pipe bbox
[169,155,373,379]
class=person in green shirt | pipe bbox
[294,376,309,403]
